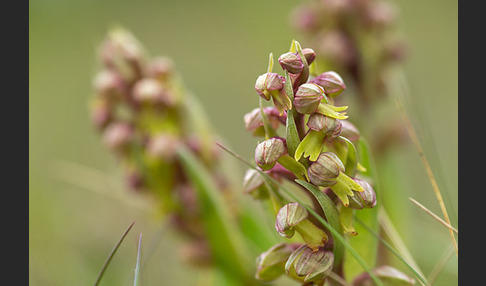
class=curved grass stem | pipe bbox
[94,221,135,286]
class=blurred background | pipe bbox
[29,0,457,285]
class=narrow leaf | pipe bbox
[295,179,344,266]
[409,197,458,234]
[338,136,358,177]
[177,146,252,283]
[94,221,135,286]
[284,70,300,157]
[133,233,142,286]
[378,208,428,285]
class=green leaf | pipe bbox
[284,71,300,157]
[293,40,309,87]
[267,52,274,73]
[339,136,358,178]
[344,137,380,281]
[177,146,253,285]
[294,180,344,267]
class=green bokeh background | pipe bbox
[30,0,457,285]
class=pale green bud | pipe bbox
[275,202,309,238]
[255,243,300,281]
[311,71,346,97]
[307,113,342,138]
[308,152,345,187]
[278,52,304,74]
[294,83,325,114]
[255,137,287,171]
[285,245,334,283]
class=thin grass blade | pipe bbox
[427,245,455,285]
[409,198,458,234]
[378,207,428,285]
[94,221,135,286]
[355,216,428,286]
[133,233,142,286]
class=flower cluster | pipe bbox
[291,0,407,108]
[244,41,413,285]
[90,28,228,266]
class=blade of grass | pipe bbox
[133,233,142,286]
[391,71,458,256]
[409,198,458,234]
[94,221,135,286]
[427,245,455,285]
[216,143,384,286]
[355,216,428,286]
[378,208,427,284]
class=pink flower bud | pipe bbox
[294,83,325,114]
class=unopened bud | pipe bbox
[352,265,415,286]
[294,83,325,114]
[102,122,133,153]
[307,113,342,138]
[316,31,355,67]
[133,78,166,104]
[278,52,304,74]
[351,179,376,208]
[255,243,301,281]
[146,134,179,161]
[311,71,346,97]
[242,169,269,199]
[90,100,112,130]
[308,152,344,187]
[100,28,145,82]
[285,246,334,283]
[255,73,291,114]
[291,5,320,32]
[244,107,285,136]
[148,57,175,82]
[93,69,125,101]
[302,48,316,65]
[255,137,287,171]
[275,203,309,238]
[255,73,285,100]
[276,203,328,250]
[340,120,361,142]
[363,1,397,29]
